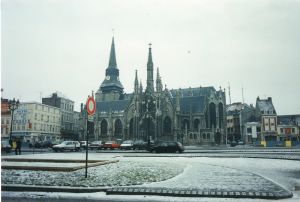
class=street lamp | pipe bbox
[9,98,20,144]
[142,98,155,144]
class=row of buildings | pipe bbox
[1,38,300,146]
[227,98,300,146]
[1,92,82,144]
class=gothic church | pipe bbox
[95,38,226,145]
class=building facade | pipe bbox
[89,38,227,145]
[277,114,300,145]
[1,98,11,139]
[226,102,256,143]
[11,102,61,143]
[255,97,277,142]
[42,92,77,140]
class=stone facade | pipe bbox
[92,38,227,145]
[11,102,61,143]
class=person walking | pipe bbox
[16,138,22,155]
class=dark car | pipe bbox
[29,141,43,148]
[148,141,184,153]
[41,140,53,148]
[1,140,12,153]
[133,140,147,150]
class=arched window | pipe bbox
[163,116,172,135]
[182,119,190,130]
[209,103,216,128]
[129,118,134,136]
[218,103,224,128]
[194,119,200,131]
[114,119,122,137]
[100,120,108,135]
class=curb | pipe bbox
[107,187,293,199]
[123,154,300,161]
[1,184,108,193]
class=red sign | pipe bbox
[86,96,96,115]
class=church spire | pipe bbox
[146,43,154,93]
[156,67,163,93]
[99,37,124,94]
[134,70,139,94]
[108,37,117,69]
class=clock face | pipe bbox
[106,76,110,80]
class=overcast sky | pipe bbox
[2,0,300,114]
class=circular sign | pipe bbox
[86,96,96,115]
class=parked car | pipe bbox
[80,141,91,149]
[52,141,80,152]
[133,140,148,150]
[120,140,134,150]
[103,141,120,150]
[41,140,53,148]
[230,141,238,147]
[29,141,43,148]
[1,140,12,153]
[90,141,103,150]
[147,141,184,153]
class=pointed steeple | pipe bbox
[134,70,139,94]
[146,43,154,93]
[139,79,143,94]
[108,37,117,69]
[156,67,163,93]
[99,37,124,94]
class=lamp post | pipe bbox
[9,98,19,144]
[143,98,155,144]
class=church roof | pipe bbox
[172,96,206,114]
[96,99,130,113]
[169,86,215,97]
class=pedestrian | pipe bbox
[13,140,17,155]
[16,138,22,155]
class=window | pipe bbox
[292,128,295,133]
[280,128,283,133]
[257,127,261,132]
[247,127,252,133]
[6,120,9,124]
[41,114,43,121]
[35,113,37,120]
[1,120,4,124]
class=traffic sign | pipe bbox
[86,96,96,115]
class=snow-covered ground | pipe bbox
[2,153,300,201]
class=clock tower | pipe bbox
[96,37,124,102]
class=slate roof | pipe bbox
[96,99,131,113]
[278,115,300,125]
[172,96,206,114]
[256,98,276,114]
[170,86,215,98]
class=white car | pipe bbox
[52,141,80,152]
[120,140,134,150]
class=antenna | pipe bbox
[228,82,231,105]
[40,92,42,102]
[242,85,245,104]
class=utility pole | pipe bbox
[228,82,231,105]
